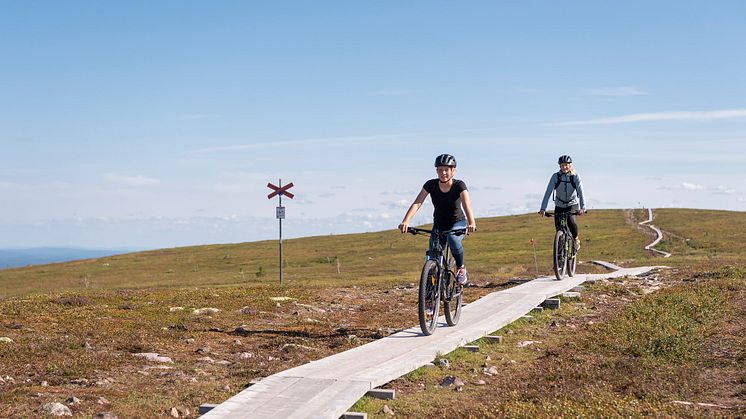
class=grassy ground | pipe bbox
[0,208,744,417]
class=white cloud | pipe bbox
[583,86,647,97]
[710,185,736,195]
[185,133,419,155]
[104,174,160,187]
[554,109,746,126]
[682,182,705,191]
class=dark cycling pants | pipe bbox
[554,205,579,239]
[429,219,467,268]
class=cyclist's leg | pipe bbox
[566,204,579,238]
[446,220,467,267]
[553,205,565,232]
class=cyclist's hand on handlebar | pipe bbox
[578,209,586,216]
[467,223,476,234]
[398,222,408,233]
[538,210,545,217]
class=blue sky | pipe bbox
[1,1,745,249]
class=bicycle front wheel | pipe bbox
[418,259,441,335]
[553,230,567,280]
[567,238,577,277]
[443,261,462,327]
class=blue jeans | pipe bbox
[428,219,467,268]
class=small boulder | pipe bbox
[192,307,220,316]
[0,337,13,344]
[43,402,72,416]
[133,353,173,363]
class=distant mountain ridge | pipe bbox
[0,248,132,269]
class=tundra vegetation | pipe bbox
[0,209,744,417]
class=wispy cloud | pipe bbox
[555,109,746,126]
[583,86,647,97]
[710,185,736,195]
[659,182,705,191]
[185,133,420,155]
[104,174,160,187]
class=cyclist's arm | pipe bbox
[575,174,586,213]
[399,188,429,232]
[460,190,476,233]
[539,173,556,213]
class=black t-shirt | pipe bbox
[423,179,467,227]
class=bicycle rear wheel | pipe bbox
[418,259,441,335]
[443,262,462,327]
[553,230,567,280]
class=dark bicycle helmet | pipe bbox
[558,155,573,164]
[434,154,457,167]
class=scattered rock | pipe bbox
[223,385,231,391]
[169,307,185,312]
[474,379,487,385]
[186,338,196,344]
[304,318,320,324]
[66,396,81,405]
[440,375,465,389]
[169,407,180,418]
[133,353,173,363]
[238,306,258,315]
[281,343,317,352]
[295,302,327,313]
[233,325,252,336]
[197,357,215,363]
[195,346,211,354]
[483,366,499,376]
[41,381,49,387]
[93,413,118,419]
[43,402,72,416]
[70,378,89,386]
[97,397,111,405]
[382,404,395,416]
[216,360,232,366]
[0,337,14,343]
[517,340,541,348]
[192,307,220,316]
[269,297,296,302]
[436,358,450,368]
[237,352,254,360]
[208,327,224,332]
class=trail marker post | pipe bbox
[529,238,538,275]
[267,180,294,287]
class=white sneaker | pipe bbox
[456,267,468,285]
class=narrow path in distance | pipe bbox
[639,208,671,258]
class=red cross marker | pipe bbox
[267,182,294,199]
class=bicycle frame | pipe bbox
[408,226,467,335]
[408,227,465,301]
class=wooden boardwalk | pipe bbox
[201,266,661,418]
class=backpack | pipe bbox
[553,171,578,205]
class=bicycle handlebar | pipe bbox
[543,210,586,217]
[407,227,467,236]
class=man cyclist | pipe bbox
[538,155,586,250]
[399,154,476,285]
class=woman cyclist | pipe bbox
[399,154,476,285]
[538,155,586,249]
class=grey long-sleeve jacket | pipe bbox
[540,171,586,210]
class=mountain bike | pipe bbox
[407,227,467,335]
[544,211,583,280]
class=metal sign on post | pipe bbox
[267,180,294,287]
